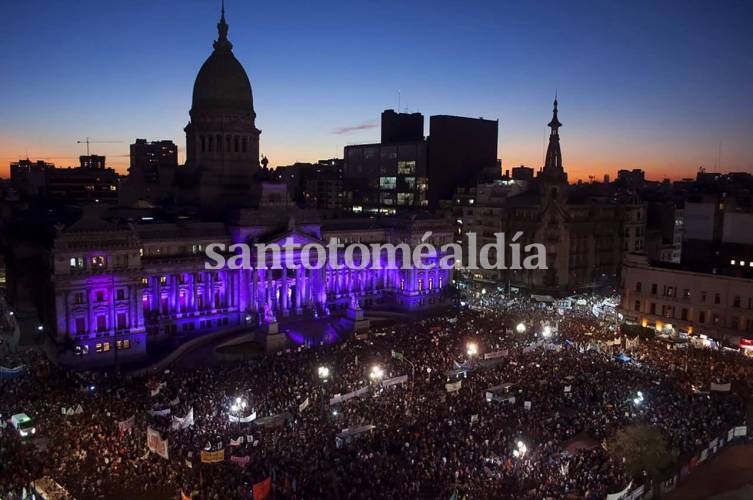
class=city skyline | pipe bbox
[1,0,751,182]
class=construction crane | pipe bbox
[76,137,123,156]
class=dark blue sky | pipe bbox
[1,0,751,180]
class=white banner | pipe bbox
[381,375,408,388]
[0,365,25,375]
[734,426,747,437]
[171,408,194,430]
[148,408,171,417]
[330,386,369,406]
[298,397,310,413]
[606,481,633,500]
[710,382,731,392]
[229,411,257,423]
[445,380,462,393]
[483,350,508,360]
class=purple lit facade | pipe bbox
[51,206,453,367]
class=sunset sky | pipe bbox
[1,0,751,182]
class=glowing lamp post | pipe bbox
[516,322,526,334]
[542,325,552,339]
[369,365,384,381]
[318,366,330,381]
[466,342,478,358]
[231,397,247,430]
[512,440,528,458]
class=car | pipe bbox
[10,412,35,438]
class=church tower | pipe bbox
[539,96,568,201]
[184,3,261,209]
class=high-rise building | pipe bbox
[381,109,424,143]
[427,115,498,207]
[120,139,178,205]
[10,159,53,198]
[343,141,428,214]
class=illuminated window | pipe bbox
[74,292,85,305]
[400,279,405,291]
[95,343,103,353]
[428,278,434,290]
[397,160,415,175]
[418,279,423,291]
[141,277,149,286]
[91,255,106,268]
[731,260,736,265]
[160,276,167,285]
[102,342,111,352]
[69,257,84,269]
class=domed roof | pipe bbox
[191,11,254,115]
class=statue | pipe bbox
[262,302,277,324]
[349,294,361,310]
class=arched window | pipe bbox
[226,135,231,152]
[216,134,222,152]
[208,136,213,152]
[234,135,239,153]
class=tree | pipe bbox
[607,424,676,478]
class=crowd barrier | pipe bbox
[607,424,749,500]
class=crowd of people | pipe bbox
[1,293,751,499]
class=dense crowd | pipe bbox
[1,295,751,499]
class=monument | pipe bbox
[342,294,370,333]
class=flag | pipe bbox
[118,414,135,433]
[391,350,404,360]
[445,380,462,393]
[171,408,194,430]
[146,427,169,460]
[253,477,272,500]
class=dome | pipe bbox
[191,12,254,115]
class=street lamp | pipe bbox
[516,322,526,334]
[513,440,528,458]
[466,342,478,358]
[318,366,330,380]
[369,365,384,381]
[542,325,552,338]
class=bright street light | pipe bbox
[466,342,478,357]
[513,440,528,458]
[369,365,384,380]
[516,322,526,334]
[542,326,552,338]
[318,366,331,380]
